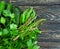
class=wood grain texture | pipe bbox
[38,42,60,47]
[6,0,60,6]
[19,6,60,49]
[1,0,60,49]
[19,6,60,22]
[0,0,9,2]
[38,42,60,49]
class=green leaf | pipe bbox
[7,3,12,11]
[33,41,37,45]
[0,46,3,49]
[34,28,42,34]
[10,23,17,30]
[10,29,18,36]
[33,45,40,49]
[27,40,33,49]
[0,17,6,24]
[0,31,2,36]
[10,13,15,18]
[3,39,9,44]
[3,10,15,18]
[0,4,44,49]
[29,31,38,40]
[2,29,9,35]
[13,6,20,25]
[3,10,11,17]
[0,1,5,11]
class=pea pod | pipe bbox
[25,7,33,22]
[20,9,29,24]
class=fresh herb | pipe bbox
[0,1,46,49]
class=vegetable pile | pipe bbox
[0,1,46,49]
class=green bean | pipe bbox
[25,7,33,22]
[31,9,36,18]
[34,28,42,34]
[20,9,29,24]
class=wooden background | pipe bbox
[3,0,60,49]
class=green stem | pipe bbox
[13,19,46,41]
[18,17,36,30]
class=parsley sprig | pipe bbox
[0,1,46,49]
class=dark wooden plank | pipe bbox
[19,6,60,22]
[39,22,60,30]
[8,0,60,6]
[17,6,60,49]
[12,0,60,3]
[40,47,60,49]
[38,42,60,49]
[39,32,60,39]
[38,38,60,42]
[0,1,60,49]
[39,44,60,49]
[0,0,9,2]
[38,42,60,47]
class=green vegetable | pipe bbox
[20,9,29,24]
[0,31,2,36]
[33,45,40,49]
[27,40,33,49]
[2,29,9,35]
[13,6,21,25]
[0,1,46,49]
[10,13,15,18]
[10,23,17,30]
[7,3,12,11]
[20,7,36,24]
[0,17,6,24]
[25,7,33,22]
[3,10,11,17]
[0,1,5,13]
[31,9,36,18]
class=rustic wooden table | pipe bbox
[3,0,60,49]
